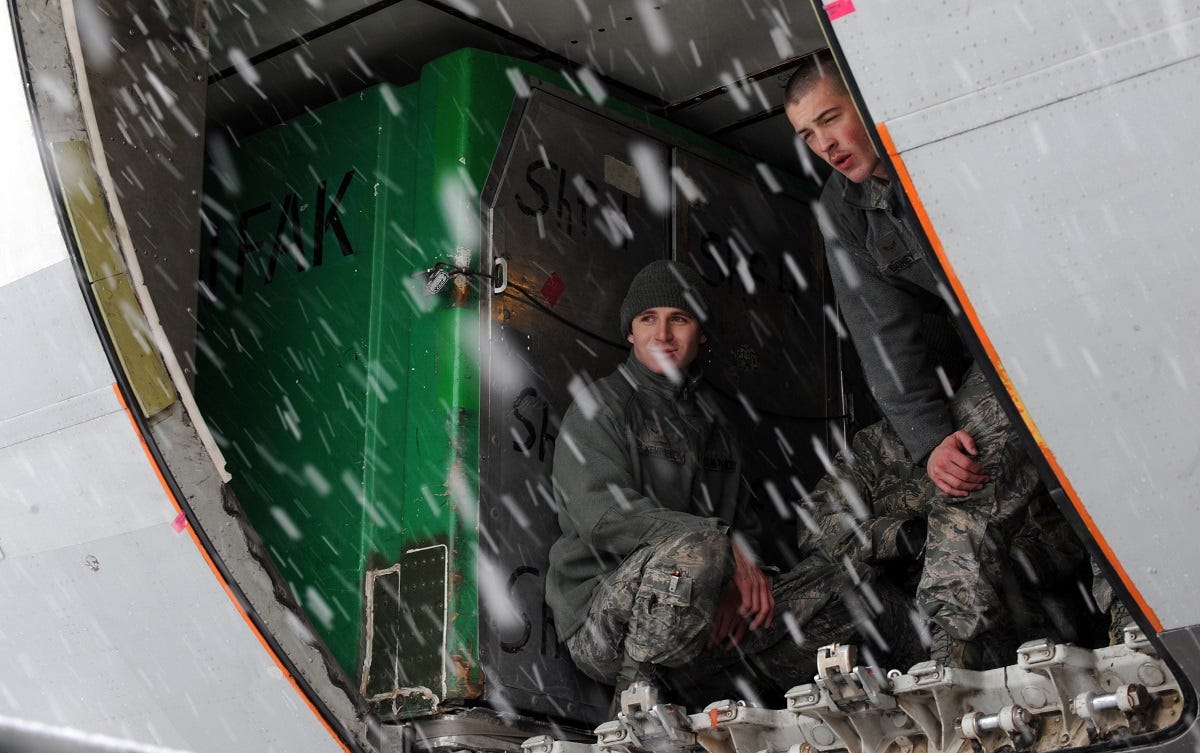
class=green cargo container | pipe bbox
[198,48,847,725]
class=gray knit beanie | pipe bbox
[619,260,710,335]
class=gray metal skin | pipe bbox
[3,1,376,751]
[477,81,843,727]
[826,0,1200,636]
[809,0,1200,752]
[9,0,1200,751]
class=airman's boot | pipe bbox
[928,623,984,670]
[610,652,656,716]
[1109,599,1134,645]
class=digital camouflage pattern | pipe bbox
[798,365,1087,649]
[565,527,734,683]
[566,362,1124,690]
[921,365,1044,641]
[546,355,753,642]
[565,527,922,692]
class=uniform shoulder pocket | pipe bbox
[640,565,693,606]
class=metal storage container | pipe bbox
[199,47,851,726]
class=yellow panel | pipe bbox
[92,274,176,417]
[50,140,122,284]
[50,140,175,417]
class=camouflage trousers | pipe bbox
[565,527,922,693]
[801,364,1052,643]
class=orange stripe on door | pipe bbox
[873,125,1162,634]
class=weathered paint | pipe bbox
[197,46,829,721]
[198,81,421,676]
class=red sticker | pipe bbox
[172,512,188,533]
[825,0,855,20]
[541,272,566,307]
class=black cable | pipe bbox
[504,282,632,351]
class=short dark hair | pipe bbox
[784,49,846,106]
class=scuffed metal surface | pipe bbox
[528,636,1184,753]
[452,652,484,699]
[376,685,442,719]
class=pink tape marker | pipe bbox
[172,512,188,533]
[825,0,856,21]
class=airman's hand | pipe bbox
[707,582,749,650]
[706,542,775,650]
[926,430,988,497]
[730,541,774,631]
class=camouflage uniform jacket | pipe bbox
[821,172,968,462]
[546,354,759,640]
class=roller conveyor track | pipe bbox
[525,631,1183,753]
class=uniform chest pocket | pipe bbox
[869,229,921,275]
